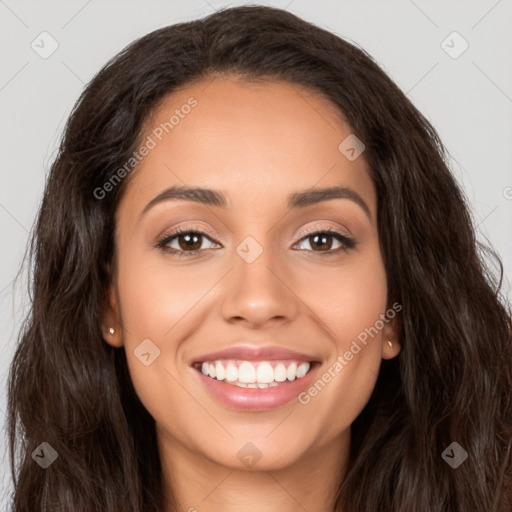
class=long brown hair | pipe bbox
[7,5,512,511]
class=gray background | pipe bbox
[1,0,511,507]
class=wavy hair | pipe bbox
[7,5,512,511]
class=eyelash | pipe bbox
[156,225,356,258]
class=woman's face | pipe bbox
[104,76,400,473]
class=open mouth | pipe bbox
[192,359,317,389]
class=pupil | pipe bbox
[180,233,201,251]
[312,234,331,251]
[176,233,334,252]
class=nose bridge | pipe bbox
[219,231,298,326]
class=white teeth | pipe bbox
[274,363,287,382]
[215,362,225,381]
[238,361,256,383]
[225,363,238,382]
[286,362,297,381]
[256,362,274,383]
[233,381,280,388]
[297,362,309,378]
[198,359,312,386]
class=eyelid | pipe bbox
[157,222,351,247]
[156,222,221,245]
[156,221,355,257]
[295,222,351,240]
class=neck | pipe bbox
[159,428,350,512]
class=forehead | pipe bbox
[119,76,375,220]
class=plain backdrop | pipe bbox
[1,0,511,508]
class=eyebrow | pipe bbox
[140,185,371,219]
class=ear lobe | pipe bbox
[381,307,401,360]
[101,283,123,348]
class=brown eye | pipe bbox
[295,229,355,254]
[307,233,336,251]
[156,226,355,258]
[156,228,219,257]
[175,232,203,251]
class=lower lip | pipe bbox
[193,363,320,411]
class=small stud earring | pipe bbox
[109,327,115,335]
[387,340,393,348]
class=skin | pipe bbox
[102,75,401,512]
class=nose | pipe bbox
[220,238,299,329]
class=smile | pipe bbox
[193,359,312,388]
[191,359,320,411]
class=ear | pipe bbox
[101,282,123,348]
[381,305,401,360]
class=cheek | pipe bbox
[335,258,387,341]
[117,248,215,337]
[332,251,388,376]
[295,243,388,346]
[114,251,218,416]
[294,245,387,425]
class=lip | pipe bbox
[193,361,321,411]
[190,345,322,411]
[190,345,320,365]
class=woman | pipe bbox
[7,5,512,511]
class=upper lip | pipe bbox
[191,345,320,365]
